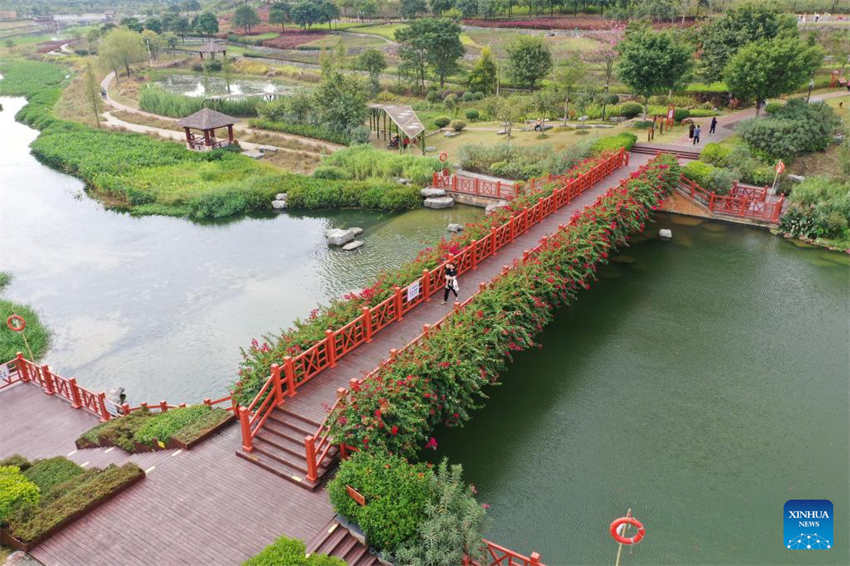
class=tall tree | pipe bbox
[356,0,379,18]
[724,37,823,116]
[194,12,219,36]
[144,17,162,34]
[429,0,455,15]
[99,27,147,78]
[358,48,387,95]
[318,0,340,29]
[505,35,552,89]
[467,45,497,94]
[181,0,201,12]
[233,5,261,33]
[314,69,368,134]
[141,29,164,61]
[395,18,464,89]
[269,3,290,31]
[616,25,692,118]
[456,0,478,17]
[699,2,796,80]
[401,0,428,19]
[120,17,143,32]
[551,53,586,125]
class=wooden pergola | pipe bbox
[195,40,227,60]
[368,104,426,155]
[178,108,236,151]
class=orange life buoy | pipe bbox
[439,152,448,162]
[609,516,645,545]
[6,314,26,332]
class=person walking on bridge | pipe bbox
[441,261,459,304]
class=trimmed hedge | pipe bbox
[0,466,40,523]
[590,132,637,154]
[22,458,84,494]
[243,536,345,566]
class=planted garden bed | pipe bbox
[0,456,144,551]
[75,405,233,452]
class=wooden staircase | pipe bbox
[235,407,338,490]
[307,519,381,566]
[631,142,701,160]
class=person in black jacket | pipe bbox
[441,262,459,304]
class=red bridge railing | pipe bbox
[432,167,596,201]
[678,176,784,223]
[238,148,630,454]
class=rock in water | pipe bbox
[271,200,287,210]
[424,196,455,209]
[325,228,356,246]
[421,188,447,198]
[349,227,364,237]
[342,240,364,251]
[275,193,288,201]
[447,223,464,232]
[659,228,672,240]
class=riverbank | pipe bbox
[0,273,48,363]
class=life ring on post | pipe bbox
[609,516,645,545]
[439,151,448,163]
[6,314,26,332]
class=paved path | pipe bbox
[1,153,650,564]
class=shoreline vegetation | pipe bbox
[0,273,49,363]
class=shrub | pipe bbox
[318,145,441,184]
[461,91,475,102]
[700,142,732,166]
[244,536,345,566]
[605,93,620,105]
[312,165,350,180]
[328,451,434,552]
[450,120,466,132]
[682,160,716,187]
[457,140,595,180]
[737,99,840,160]
[426,89,441,103]
[434,116,451,128]
[764,101,784,114]
[0,455,30,470]
[349,125,371,144]
[465,109,479,120]
[77,409,154,452]
[1,297,50,362]
[133,405,216,446]
[618,101,643,118]
[23,458,84,494]
[779,176,850,241]
[708,167,736,195]
[204,60,222,72]
[0,466,40,522]
[590,132,637,154]
[169,408,232,446]
[688,108,719,118]
[673,108,690,122]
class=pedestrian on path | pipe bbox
[709,116,717,134]
[692,124,701,145]
[441,262,459,304]
[688,122,695,139]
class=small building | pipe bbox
[177,108,236,151]
[368,104,426,154]
[194,41,227,60]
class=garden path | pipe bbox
[1,153,650,564]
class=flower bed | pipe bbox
[75,405,233,452]
[232,151,623,404]
[262,32,328,50]
[326,155,680,456]
[0,456,144,551]
[462,17,617,31]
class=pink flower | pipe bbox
[481,503,490,509]
[425,437,438,450]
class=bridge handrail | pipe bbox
[678,175,784,223]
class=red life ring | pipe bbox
[609,516,645,545]
[6,314,26,332]
[439,152,448,162]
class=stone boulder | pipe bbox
[342,240,364,251]
[271,199,287,210]
[447,223,464,232]
[485,200,510,215]
[275,193,287,201]
[325,228,357,246]
[659,228,672,240]
[349,227,363,237]
[421,188,447,198]
[424,196,455,209]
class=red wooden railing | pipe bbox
[238,149,630,454]
[678,176,785,223]
[473,539,544,566]
[432,166,603,201]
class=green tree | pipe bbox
[141,29,164,61]
[457,0,478,17]
[173,17,190,41]
[467,45,497,94]
[120,17,143,33]
[358,48,387,95]
[699,2,796,80]
[99,27,147,78]
[182,0,201,12]
[163,32,179,50]
[401,0,428,19]
[551,52,586,125]
[724,37,823,116]
[292,0,323,29]
[485,95,529,139]
[144,17,162,34]
[233,4,261,33]
[269,3,291,31]
[396,18,465,89]
[356,0,378,19]
[429,0,455,15]
[319,0,340,29]
[194,12,219,36]
[314,69,368,134]
[616,26,692,118]
[505,35,552,89]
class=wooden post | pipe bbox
[474,178,480,195]
[239,406,253,452]
[41,365,54,395]
[203,128,211,147]
[271,363,284,406]
[283,355,297,397]
[522,207,529,232]
[15,353,28,382]
[530,552,541,566]
[160,401,168,412]
[393,285,403,321]
[326,329,337,368]
[68,378,82,409]
[496,180,501,197]
[121,403,131,415]
[709,192,716,212]
[305,436,318,482]
[490,227,498,256]
[453,301,461,313]
[227,124,234,144]
[98,393,111,421]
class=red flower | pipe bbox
[390,425,398,435]
[425,437,438,450]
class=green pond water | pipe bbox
[434,215,849,565]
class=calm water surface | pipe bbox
[153,73,303,98]
[0,97,481,402]
[434,216,849,565]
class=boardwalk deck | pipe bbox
[0,153,649,565]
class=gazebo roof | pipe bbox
[369,104,425,138]
[177,108,237,130]
[196,41,227,53]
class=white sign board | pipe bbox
[0,363,9,384]
[407,281,420,302]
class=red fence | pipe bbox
[238,148,630,455]
[473,540,544,566]
[678,177,784,223]
[432,168,595,201]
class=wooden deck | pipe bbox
[0,153,649,565]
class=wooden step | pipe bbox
[306,520,380,565]
[266,411,316,438]
[277,407,322,429]
[255,428,307,459]
[235,448,322,490]
[313,524,348,555]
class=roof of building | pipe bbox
[177,108,236,130]
[369,104,425,138]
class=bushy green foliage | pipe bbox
[450,120,466,132]
[458,140,594,180]
[589,132,637,154]
[682,160,716,187]
[319,145,441,185]
[701,143,732,165]
[464,109,479,121]
[328,451,434,551]
[243,535,345,566]
[0,456,30,470]
[616,102,643,118]
[250,118,351,145]
[737,99,840,160]
[0,466,40,522]
[23,458,84,494]
[688,108,719,118]
[764,102,785,114]
[133,405,215,445]
[0,272,9,290]
[170,408,232,445]
[285,178,420,210]
[6,463,143,543]
[78,409,153,452]
[780,177,850,241]
[433,116,451,128]
[139,85,260,117]
[312,165,351,180]
[1,298,50,363]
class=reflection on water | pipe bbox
[434,215,849,565]
[0,97,481,403]
[154,73,304,98]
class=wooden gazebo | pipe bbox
[368,104,426,154]
[178,108,236,150]
[195,40,227,60]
